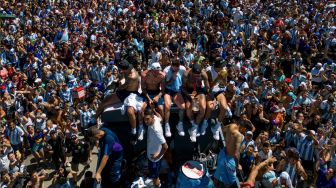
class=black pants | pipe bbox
[52,153,65,169]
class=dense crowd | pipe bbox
[0,0,336,187]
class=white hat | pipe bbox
[149,62,161,71]
[35,78,42,83]
[299,82,306,87]
[229,80,235,85]
[246,131,253,135]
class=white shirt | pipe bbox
[147,116,166,162]
[258,150,273,161]
[0,147,13,172]
[150,52,162,64]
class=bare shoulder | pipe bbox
[141,70,149,78]
[130,69,140,79]
[184,68,191,77]
[224,123,240,132]
[201,70,208,79]
[159,71,165,78]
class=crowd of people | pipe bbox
[0,0,336,187]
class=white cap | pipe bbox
[246,131,253,135]
[35,78,42,83]
[299,82,306,87]
[149,62,161,71]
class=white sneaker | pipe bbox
[165,123,172,137]
[211,123,221,141]
[176,122,185,136]
[188,124,198,142]
[138,126,144,141]
[200,120,208,136]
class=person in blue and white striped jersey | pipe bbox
[296,130,319,176]
[276,147,307,187]
[59,83,72,105]
[4,121,24,153]
[77,102,96,138]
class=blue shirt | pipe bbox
[214,149,238,185]
[164,66,185,92]
[99,128,123,159]
[316,168,336,188]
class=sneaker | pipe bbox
[196,131,200,137]
[176,122,185,136]
[200,120,208,136]
[130,133,137,145]
[188,124,198,142]
[165,123,172,137]
[138,126,144,141]
[211,122,221,141]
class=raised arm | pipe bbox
[244,157,277,185]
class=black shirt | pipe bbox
[48,135,64,155]
[71,141,90,163]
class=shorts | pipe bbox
[71,160,90,172]
[164,88,179,97]
[148,159,161,179]
[146,90,164,106]
[32,143,44,153]
[116,90,139,102]
[184,87,207,102]
[213,90,225,99]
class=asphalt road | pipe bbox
[23,113,219,187]
[23,138,99,188]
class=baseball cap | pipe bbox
[149,62,161,71]
[119,60,131,70]
[246,131,253,136]
[192,63,202,74]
